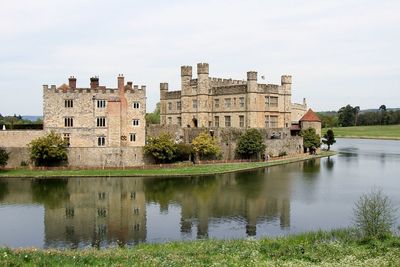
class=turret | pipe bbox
[247,71,258,92]
[197,63,209,75]
[160,82,168,100]
[180,66,192,96]
[68,76,76,89]
[281,75,292,86]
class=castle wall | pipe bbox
[0,130,45,147]
[300,121,322,137]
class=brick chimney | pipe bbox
[68,76,76,89]
[118,74,125,92]
[90,76,99,89]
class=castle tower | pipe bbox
[281,75,292,128]
[159,83,169,125]
[180,65,193,127]
[196,63,210,127]
[68,76,76,89]
[246,71,258,128]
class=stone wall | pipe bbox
[3,146,146,168]
[0,130,45,147]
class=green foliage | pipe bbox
[145,102,160,125]
[300,128,321,153]
[175,143,193,162]
[317,112,339,128]
[144,133,177,163]
[235,129,266,159]
[322,129,336,151]
[278,151,287,157]
[338,104,358,127]
[1,229,400,266]
[0,147,9,167]
[28,131,68,166]
[191,132,221,160]
[353,188,396,240]
[0,114,42,129]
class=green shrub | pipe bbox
[0,147,10,167]
[175,143,193,162]
[353,188,396,240]
[144,133,177,164]
[278,151,287,157]
[192,132,221,161]
[235,129,266,159]
[28,131,68,166]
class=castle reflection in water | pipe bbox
[0,160,320,248]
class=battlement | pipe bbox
[43,75,146,95]
[209,77,247,87]
[258,84,280,94]
[212,85,247,95]
[166,91,181,99]
[197,63,209,74]
[281,75,292,85]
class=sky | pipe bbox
[0,0,399,115]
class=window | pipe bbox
[168,102,172,111]
[224,98,231,108]
[239,97,245,108]
[214,99,220,108]
[130,133,136,142]
[132,119,139,126]
[133,207,140,214]
[192,100,198,109]
[97,136,106,146]
[177,101,181,110]
[96,117,106,127]
[134,224,140,231]
[177,117,182,126]
[239,115,244,127]
[65,99,73,108]
[64,117,73,127]
[98,192,106,200]
[131,192,136,199]
[97,208,107,217]
[214,116,219,127]
[168,117,172,124]
[224,116,231,127]
[265,96,278,108]
[65,208,74,218]
[63,133,70,147]
[97,100,106,108]
[265,115,278,128]
[133,102,140,109]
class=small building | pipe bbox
[299,109,322,136]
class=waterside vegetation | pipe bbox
[0,151,336,178]
[1,229,399,266]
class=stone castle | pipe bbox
[0,63,321,167]
[160,63,307,129]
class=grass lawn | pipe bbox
[1,229,399,266]
[323,125,400,140]
[0,151,336,178]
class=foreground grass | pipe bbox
[1,229,400,266]
[323,125,400,140]
[0,151,335,178]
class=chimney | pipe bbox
[118,74,125,92]
[68,76,76,89]
[90,76,99,89]
[127,81,133,89]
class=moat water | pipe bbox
[0,138,399,249]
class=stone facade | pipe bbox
[43,75,146,148]
[160,63,307,129]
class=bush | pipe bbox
[143,133,177,163]
[0,147,9,167]
[175,143,193,162]
[235,129,266,159]
[353,188,396,240]
[278,151,287,157]
[29,131,68,166]
[300,128,321,154]
[192,132,221,161]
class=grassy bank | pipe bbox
[0,151,336,178]
[322,125,400,140]
[1,229,399,266]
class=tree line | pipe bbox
[318,105,400,128]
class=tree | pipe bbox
[145,102,160,125]
[322,129,336,151]
[29,131,68,166]
[143,133,177,163]
[300,128,321,154]
[338,105,357,127]
[353,188,396,240]
[235,129,266,159]
[0,147,9,167]
[191,132,221,161]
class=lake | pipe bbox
[0,138,399,248]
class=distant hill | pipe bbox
[22,116,42,122]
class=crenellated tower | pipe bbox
[246,71,258,128]
[281,75,292,128]
[196,63,210,127]
[159,82,169,125]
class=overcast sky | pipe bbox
[0,0,399,115]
